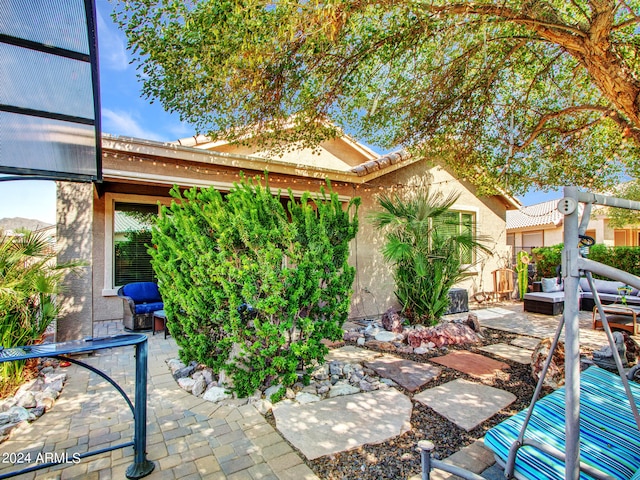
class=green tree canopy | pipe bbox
[115,1,640,195]
[608,181,640,227]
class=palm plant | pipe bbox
[372,188,490,325]
[0,232,80,394]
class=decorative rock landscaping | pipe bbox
[167,355,395,408]
[0,359,67,442]
[343,308,483,354]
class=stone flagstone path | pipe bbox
[364,355,441,392]
[272,388,412,460]
[430,350,510,378]
[414,379,516,431]
[511,335,542,350]
[325,345,382,364]
[479,343,533,365]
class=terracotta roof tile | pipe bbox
[351,150,411,177]
[506,199,564,230]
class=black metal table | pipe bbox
[0,334,154,479]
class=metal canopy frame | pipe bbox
[504,186,640,480]
[419,186,640,480]
[0,334,153,479]
[561,187,640,480]
[0,0,102,183]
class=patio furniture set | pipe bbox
[524,277,640,335]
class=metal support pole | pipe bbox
[418,440,434,480]
[561,187,581,480]
[126,339,154,479]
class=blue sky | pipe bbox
[0,0,551,224]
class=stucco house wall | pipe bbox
[57,133,517,339]
[352,161,513,314]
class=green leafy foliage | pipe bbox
[609,181,640,228]
[534,243,640,279]
[371,187,490,325]
[150,177,359,397]
[532,244,563,279]
[114,1,640,195]
[0,233,82,394]
[588,244,640,278]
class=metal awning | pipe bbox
[0,0,101,182]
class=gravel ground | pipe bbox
[274,328,551,480]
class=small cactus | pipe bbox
[516,251,531,300]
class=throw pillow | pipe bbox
[542,277,563,293]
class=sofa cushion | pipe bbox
[134,302,164,315]
[121,282,161,303]
[485,366,640,480]
[580,291,628,304]
[579,278,626,295]
[523,292,565,304]
[541,277,563,293]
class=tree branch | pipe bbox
[422,3,587,37]
[612,16,640,31]
[516,105,611,150]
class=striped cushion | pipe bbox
[485,366,640,480]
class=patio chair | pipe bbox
[492,268,515,301]
[117,282,163,331]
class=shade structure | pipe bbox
[0,0,101,182]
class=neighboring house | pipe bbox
[507,198,639,260]
[56,131,520,340]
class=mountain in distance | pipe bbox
[0,217,54,233]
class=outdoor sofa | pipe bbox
[485,365,640,480]
[117,281,163,331]
[523,277,640,315]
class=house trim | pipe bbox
[102,169,353,202]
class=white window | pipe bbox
[103,193,171,295]
[113,202,158,285]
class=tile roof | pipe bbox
[506,199,564,230]
[350,150,411,176]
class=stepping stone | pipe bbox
[325,346,382,364]
[430,351,509,379]
[272,388,412,460]
[479,343,533,365]
[473,308,516,320]
[414,379,515,431]
[511,336,541,350]
[364,355,441,392]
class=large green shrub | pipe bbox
[587,244,640,277]
[534,243,640,278]
[371,188,490,325]
[150,177,360,397]
[0,233,80,394]
[532,244,563,278]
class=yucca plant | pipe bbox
[372,188,491,325]
[0,232,81,394]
